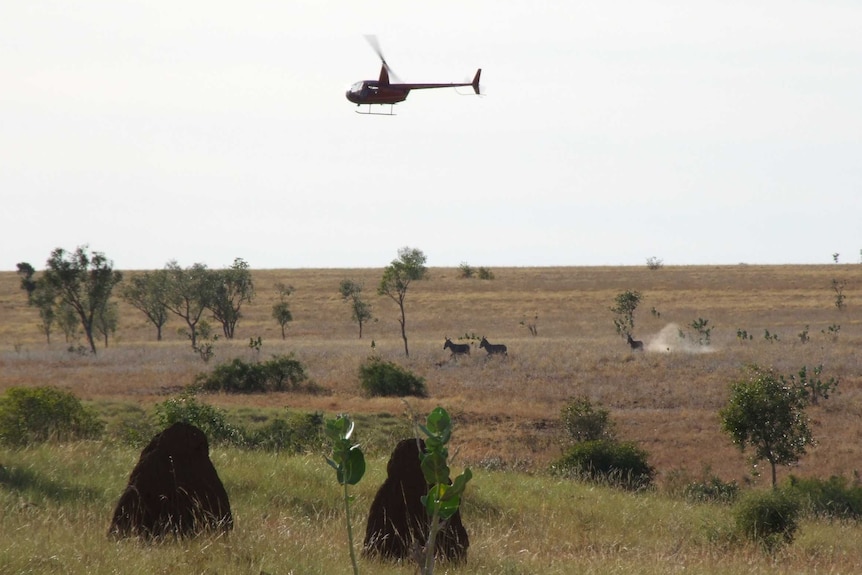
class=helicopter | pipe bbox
[346,36,481,115]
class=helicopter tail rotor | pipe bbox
[472,69,482,95]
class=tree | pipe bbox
[121,270,170,341]
[378,247,428,357]
[209,257,255,339]
[272,282,295,340]
[163,261,213,349]
[610,290,642,339]
[339,279,372,339]
[720,366,815,488]
[93,301,119,348]
[17,263,57,344]
[42,246,123,355]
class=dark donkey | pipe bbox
[443,337,471,357]
[479,337,507,356]
[627,334,644,351]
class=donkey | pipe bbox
[443,338,471,357]
[479,337,508,356]
[627,334,644,351]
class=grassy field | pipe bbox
[1,264,862,573]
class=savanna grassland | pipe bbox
[2,264,862,574]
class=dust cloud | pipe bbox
[645,323,716,354]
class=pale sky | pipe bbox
[2,1,860,270]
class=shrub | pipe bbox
[552,439,654,490]
[249,411,324,453]
[195,355,311,393]
[734,489,800,550]
[684,475,740,504]
[154,393,245,446]
[358,356,427,397]
[784,475,862,520]
[0,386,104,446]
[560,396,614,443]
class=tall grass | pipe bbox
[4,442,862,574]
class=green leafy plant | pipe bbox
[822,323,841,340]
[832,278,847,310]
[324,415,366,575]
[763,329,779,342]
[358,356,427,397]
[720,366,814,488]
[457,262,475,279]
[797,325,809,344]
[552,439,655,491]
[610,290,642,339]
[736,328,753,342]
[418,407,472,575]
[690,317,712,345]
[154,392,244,446]
[0,386,104,446]
[734,489,800,551]
[477,266,495,280]
[195,355,311,393]
[784,475,862,520]
[560,396,614,443]
[250,411,324,453]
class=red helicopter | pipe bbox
[346,36,481,114]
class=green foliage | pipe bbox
[195,355,311,393]
[736,328,753,342]
[324,414,366,575]
[610,290,642,338]
[121,269,170,341]
[734,489,800,550]
[831,278,847,310]
[798,325,810,344]
[339,279,372,339]
[720,366,814,488]
[154,393,244,446]
[43,245,123,355]
[418,406,473,575]
[163,261,214,350]
[457,262,475,278]
[763,329,779,342]
[645,256,664,270]
[785,475,862,520]
[251,412,324,453]
[378,246,428,357]
[684,474,740,504]
[477,266,495,280]
[552,439,654,491]
[822,323,841,340]
[209,257,255,339]
[689,317,712,345]
[358,356,427,397]
[0,386,104,446]
[560,396,614,443]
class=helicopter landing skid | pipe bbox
[355,104,396,116]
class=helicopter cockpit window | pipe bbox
[349,82,364,95]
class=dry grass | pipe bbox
[1,264,861,486]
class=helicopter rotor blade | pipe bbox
[363,34,402,82]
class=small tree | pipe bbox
[209,257,255,339]
[272,282,295,340]
[339,279,372,338]
[121,269,170,341]
[93,301,119,348]
[610,290,642,339]
[43,246,123,355]
[561,396,615,443]
[17,264,58,344]
[378,247,428,357]
[417,407,472,575]
[720,366,815,488]
[832,278,847,310]
[15,262,37,299]
[163,261,213,349]
[324,414,366,575]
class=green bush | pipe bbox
[248,411,324,453]
[154,393,245,446]
[684,475,740,504]
[561,396,614,443]
[0,386,104,446]
[784,475,862,520]
[552,439,654,490]
[734,489,800,550]
[358,356,427,397]
[195,355,312,393]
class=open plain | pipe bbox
[2,264,862,574]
